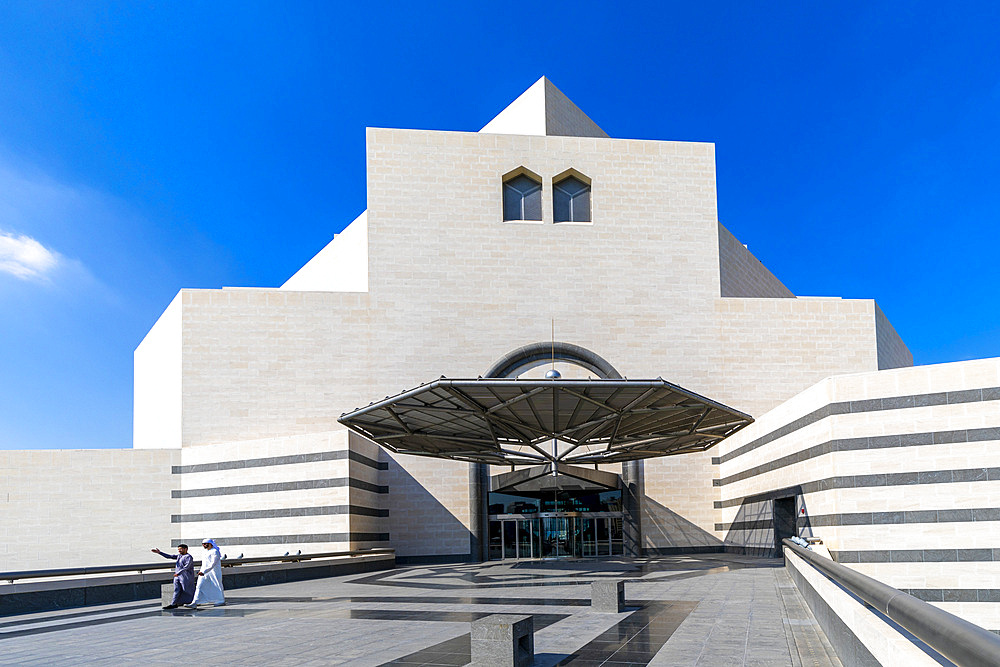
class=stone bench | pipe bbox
[471,613,534,667]
[161,583,174,607]
[592,579,626,613]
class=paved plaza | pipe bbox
[0,554,841,666]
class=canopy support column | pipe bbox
[622,460,644,557]
[470,462,489,562]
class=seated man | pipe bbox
[151,544,195,609]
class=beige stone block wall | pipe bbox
[825,522,1000,551]
[386,452,472,559]
[832,481,1000,513]
[875,303,912,370]
[710,298,881,414]
[717,377,833,458]
[642,450,722,550]
[0,449,178,570]
[853,562,1000,590]
[179,289,374,447]
[363,128,726,408]
[930,603,1000,634]
[829,356,1000,401]
[717,223,794,299]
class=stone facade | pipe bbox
[7,77,963,609]
[7,78,908,567]
[718,223,794,299]
[171,430,388,557]
[136,119,902,560]
[717,357,1000,630]
[0,449,179,570]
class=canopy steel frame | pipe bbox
[339,378,753,466]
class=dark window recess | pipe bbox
[488,489,622,515]
[553,176,590,222]
[503,174,542,221]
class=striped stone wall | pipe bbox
[171,429,389,557]
[715,357,1000,630]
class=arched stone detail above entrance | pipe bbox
[484,342,622,379]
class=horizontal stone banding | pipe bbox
[171,504,389,523]
[171,477,388,498]
[715,427,1000,487]
[717,507,1000,531]
[171,449,386,475]
[715,386,1000,466]
[170,532,390,546]
[717,467,1000,508]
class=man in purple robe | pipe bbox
[152,544,195,609]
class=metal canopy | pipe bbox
[338,378,753,466]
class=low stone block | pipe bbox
[161,583,174,607]
[592,579,626,612]
[471,613,533,667]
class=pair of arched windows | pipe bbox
[503,170,591,223]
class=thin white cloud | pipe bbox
[0,151,112,295]
[0,230,61,281]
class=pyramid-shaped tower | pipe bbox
[479,76,608,138]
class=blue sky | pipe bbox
[1,2,998,449]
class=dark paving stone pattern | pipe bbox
[0,554,841,666]
[555,600,697,666]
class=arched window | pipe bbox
[503,173,542,221]
[553,174,590,223]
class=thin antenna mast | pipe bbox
[551,317,558,473]
[551,318,555,370]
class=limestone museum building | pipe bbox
[5,77,1000,630]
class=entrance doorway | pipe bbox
[773,496,797,555]
[487,465,625,560]
[488,514,624,560]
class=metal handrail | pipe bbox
[0,548,394,583]
[783,539,1000,667]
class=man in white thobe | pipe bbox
[186,538,225,607]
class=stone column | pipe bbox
[622,460,644,557]
[469,462,489,561]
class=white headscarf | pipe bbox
[202,538,218,549]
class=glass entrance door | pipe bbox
[540,516,567,558]
[517,519,535,558]
[503,521,517,559]
[488,514,624,560]
[581,517,597,556]
[489,518,538,560]
[539,516,588,557]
